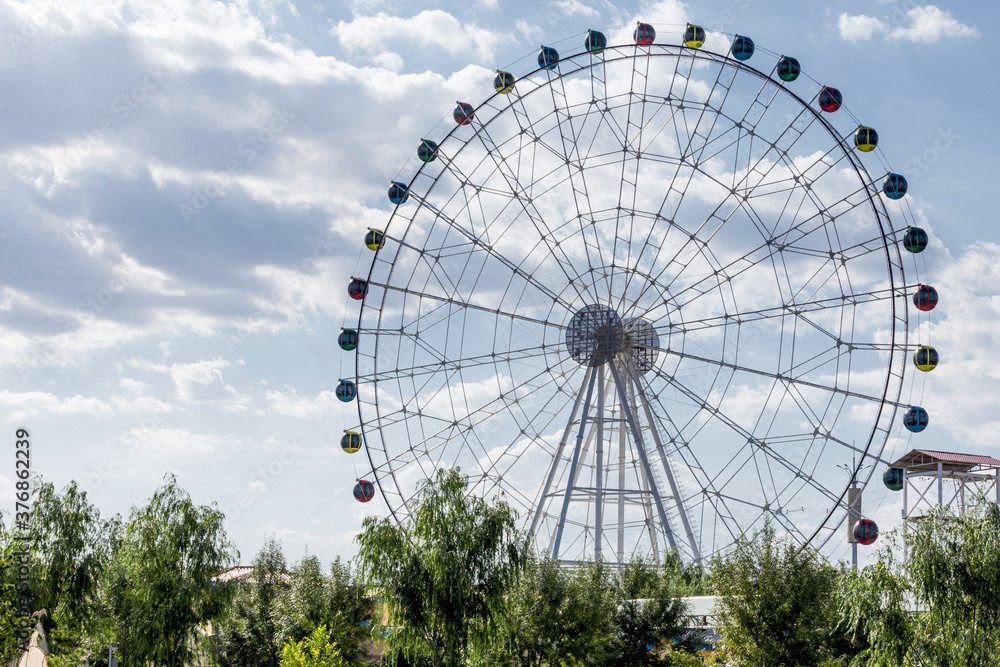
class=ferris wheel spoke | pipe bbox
[618,116,709,303]
[607,45,653,310]
[647,368,850,508]
[455,367,585,485]
[477,372,591,514]
[355,343,552,384]
[633,370,784,551]
[376,361,581,492]
[654,342,895,406]
[366,279,561,331]
[404,196,576,313]
[658,283,904,336]
[546,71,616,301]
[464,119,592,304]
[622,151,819,314]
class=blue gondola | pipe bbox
[731,35,754,60]
[388,181,409,205]
[903,406,929,433]
[884,173,908,200]
[538,46,559,70]
[336,379,357,403]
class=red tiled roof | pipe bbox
[213,565,292,585]
[891,448,1000,470]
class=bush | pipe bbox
[279,625,345,667]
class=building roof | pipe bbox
[212,565,292,585]
[890,449,1000,472]
[682,595,721,621]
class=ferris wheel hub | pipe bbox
[566,304,625,367]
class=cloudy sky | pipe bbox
[0,0,995,568]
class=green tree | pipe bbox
[606,555,691,667]
[355,467,528,667]
[104,473,237,666]
[279,625,345,667]
[711,522,846,667]
[0,518,24,665]
[661,549,709,597]
[4,477,111,664]
[281,555,374,666]
[280,553,325,641]
[219,535,288,667]
[476,553,614,667]
[840,497,1000,666]
[18,479,106,660]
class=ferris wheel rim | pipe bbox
[353,38,912,562]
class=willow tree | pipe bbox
[104,474,237,666]
[840,497,1000,666]
[355,468,528,667]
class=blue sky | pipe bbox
[0,0,996,568]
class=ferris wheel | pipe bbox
[336,24,938,565]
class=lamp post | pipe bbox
[108,644,118,667]
[838,456,871,570]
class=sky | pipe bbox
[0,0,997,569]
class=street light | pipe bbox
[837,455,871,569]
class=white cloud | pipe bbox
[0,391,113,421]
[888,6,979,42]
[170,359,250,408]
[140,428,237,454]
[134,358,251,409]
[553,0,599,18]
[918,243,1000,448]
[838,13,886,42]
[838,6,978,43]
[265,388,340,418]
[514,19,543,43]
[333,10,511,64]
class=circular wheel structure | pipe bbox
[348,29,922,565]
